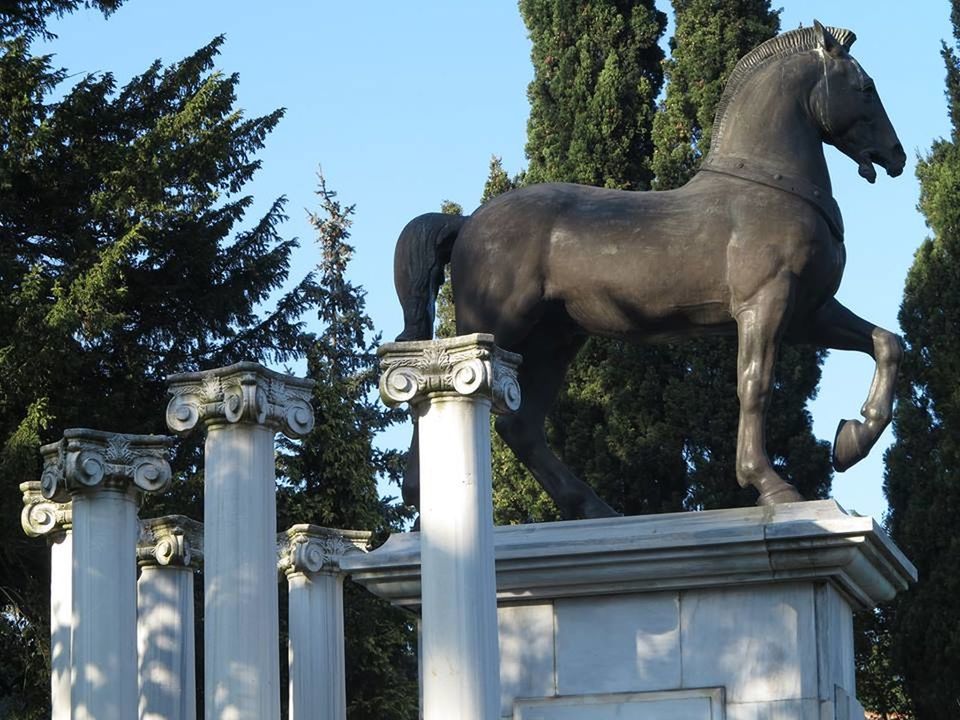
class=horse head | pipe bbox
[809,20,906,183]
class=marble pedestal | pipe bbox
[344,501,916,720]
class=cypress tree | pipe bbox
[523,0,666,190]
[506,0,831,519]
[883,2,960,712]
[515,0,695,517]
[649,0,832,510]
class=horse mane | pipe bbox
[711,25,857,149]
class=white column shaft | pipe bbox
[71,490,139,720]
[287,572,346,720]
[138,565,196,720]
[204,422,280,720]
[419,396,500,720]
[49,531,72,720]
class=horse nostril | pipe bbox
[893,143,905,160]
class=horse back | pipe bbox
[451,179,841,346]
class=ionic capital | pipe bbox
[166,361,315,438]
[138,515,203,568]
[20,481,72,539]
[378,333,522,414]
[277,525,371,578]
[39,429,174,503]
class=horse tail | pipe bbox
[393,212,468,341]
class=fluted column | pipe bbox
[167,362,314,720]
[20,482,73,720]
[278,526,370,720]
[137,516,203,720]
[379,333,521,720]
[40,429,173,720]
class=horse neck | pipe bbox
[707,57,833,195]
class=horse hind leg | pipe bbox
[495,330,619,520]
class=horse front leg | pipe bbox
[735,281,805,504]
[794,297,902,472]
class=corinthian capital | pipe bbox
[166,361,315,438]
[20,481,72,539]
[277,525,371,578]
[138,515,204,568]
[378,333,522,414]
[39,429,174,503]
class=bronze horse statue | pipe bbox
[392,22,906,519]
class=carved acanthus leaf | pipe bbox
[167,361,315,439]
[39,429,173,502]
[378,333,522,414]
[138,515,203,568]
[277,525,371,577]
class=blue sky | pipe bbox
[43,1,954,522]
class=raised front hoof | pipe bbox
[756,484,804,506]
[833,418,869,473]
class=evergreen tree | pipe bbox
[0,9,314,712]
[515,0,696,517]
[883,3,960,713]
[523,0,666,190]
[651,0,779,188]
[278,175,417,720]
[506,0,831,518]
[649,1,831,510]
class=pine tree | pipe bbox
[277,175,417,720]
[883,3,960,713]
[0,10,314,712]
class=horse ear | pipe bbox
[813,19,845,57]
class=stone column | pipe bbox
[167,362,314,720]
[20,481,73,720]
[137,516,203,720]
[278,525,371,720]
[40,429,173,720]
[378,333,521,720]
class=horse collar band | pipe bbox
[701,156,845,242]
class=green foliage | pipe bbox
[277,175,417,720]
[522,0,666,190]
[882,11,960,712]
[0,10,315,710]
[651,0,779,189]
[433,199,462,340]
[854,610,913,718]
[510,0,830,519]
[0,0,123,40]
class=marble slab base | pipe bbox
[344,501,916,720]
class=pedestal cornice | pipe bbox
[343,500,917,612]
[20,481,72,539]
[277,525,371,578]
[138,515,204,568]
[166,361,315,438]
[39,429,173,503]
[378,333,521,414]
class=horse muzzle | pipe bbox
[857,144,905,183]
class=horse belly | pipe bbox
[548,232,734,341]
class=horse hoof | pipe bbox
[833,418,867,472]
[756,484,804,506]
